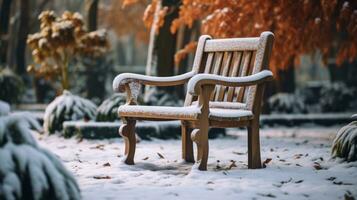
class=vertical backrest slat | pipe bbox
[204,53,215,73]
[216,52,233,101]
[226,51,242,102]
[210,52,224,100]
[236,51,252,102]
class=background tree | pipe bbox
[27,11,109,92]
[141,0,357,94]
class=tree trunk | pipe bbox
[84,0,106,101]
[275,57,296,93]
[0,0,12,65]
[15,0,29,75]
[155,0,180,93]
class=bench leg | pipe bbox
[182,125,194,163]
[191,127,209,171]
[119,119,136,165]
[247,120,262,169]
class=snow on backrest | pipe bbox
[185,32,274,111]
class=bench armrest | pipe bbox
[113,71,195,92]
[187,70,273,96]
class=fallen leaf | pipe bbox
[142,157,149,160]
[262,158,272,168]
[90,144,105,150]
[226,160,237,170]
[313,162,322,170]
[257,193,276,198]
[93,176,111,179]
[294,154,303,159]
[232,151,246,155]
[157,152,165,159]
[281,177,292,185]
[333,181,353,185]
[103,162,111,167]
[326,177,336,181]
[207,181,214,184]
[295,180,304,183]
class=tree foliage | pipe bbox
[141,0,357,72]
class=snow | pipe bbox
[43,90,97,133]
[0,114,80,200]
[112,71,195,92]
[34,126,357,200]
[0,100,10,116]
[119,104,252,120]
[187,70,273,95]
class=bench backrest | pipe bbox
[185,32,274,111]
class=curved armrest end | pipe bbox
[112,73,135,93]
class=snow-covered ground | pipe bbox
[34,126,357,200]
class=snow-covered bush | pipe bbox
[267,93,306,114]
[332,121,357,162]
[0,100,10,116]
[0,68,24,104]
[145,88,183,107]
[44,90,97,134]
[319,82,356,112]
[0,114,80,200]
[96,94,126,122]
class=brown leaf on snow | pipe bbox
[226,160,237,170]
[103,162,111,167]
[295,180,304,183]
[232,151,246,155]
[257,193,276,198]
[313,162,323,170]
[142,157,149,160]
[90,144,105,150]
[93,176,111,179]
[157,152,165,159]
[294,154,303,159]
[262,158,272,168]
[326,177,336,181]
[333,181,353,185]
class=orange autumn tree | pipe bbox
[100,0,150,42]
[141,0,357,74]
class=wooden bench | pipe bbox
[113,32,274,170]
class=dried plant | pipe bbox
[27,10,109,91]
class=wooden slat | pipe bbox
[236,51,253,102]
[211,52,224,100]
[226,51,242,101]
[204,52,214,73]
[216,52,233,101]
[204,37,259,52]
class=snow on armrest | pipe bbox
[187,70,273,96]
[112,71,195,92]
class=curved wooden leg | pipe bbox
[191,127,209,171]
[119,119,136,165]
[182,124,194,163]
[248,119,262,169]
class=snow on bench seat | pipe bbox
[118,104,253,121]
